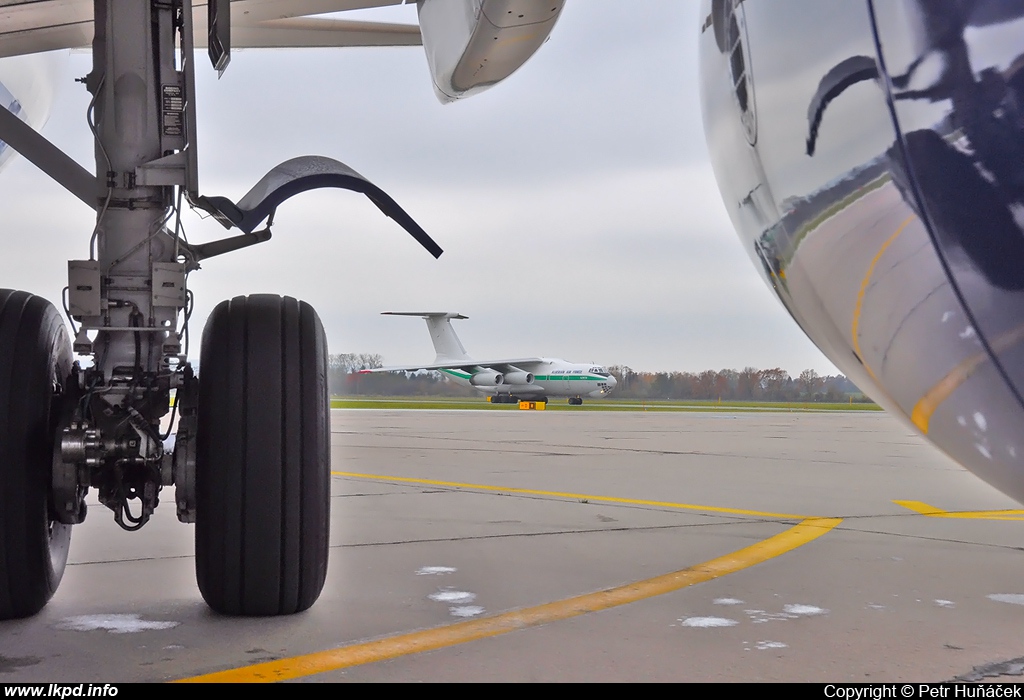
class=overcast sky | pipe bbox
[0,1,842,376]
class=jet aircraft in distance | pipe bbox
[361,312,617,405]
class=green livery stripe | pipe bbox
[439,369,604,382]
[534,375,603,381]
[441,369,472,379]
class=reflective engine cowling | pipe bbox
[699,0,1024,503]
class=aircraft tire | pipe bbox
[195,295,330,616]
[0,290,73,619]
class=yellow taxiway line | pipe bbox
[178,516,842,682]
[850,215,915,384]
[895,500,1024,521]
[910,322,1024,434]
[330,471,809,520]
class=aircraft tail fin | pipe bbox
[381,312,471,362]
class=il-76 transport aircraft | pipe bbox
[3,0,1024,628]
[361,312,617,405]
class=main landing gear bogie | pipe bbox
[569,397,584,406]
[0,289,332,619]
[492,395,549,405]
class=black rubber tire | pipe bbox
[0,290,73,619]
[195,295,330,616]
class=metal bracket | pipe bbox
[188,226,272,263]
[136,151,187,187]
[189,155,443,258]
[173,366,198,523]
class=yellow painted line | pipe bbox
[177,516,842,682]
[850,215,915,383]
[910,322,1024,434]
[331,471,808,520]
[895,500,1024,521]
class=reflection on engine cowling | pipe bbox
[699,0,1024,502]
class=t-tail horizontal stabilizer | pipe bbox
[381,312,470,363]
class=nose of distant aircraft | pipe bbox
[602,374,617,394]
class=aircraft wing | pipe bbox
[360,358,545,374]
[0,0,562,101]
[0,0,421,59]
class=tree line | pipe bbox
[606,366,863,402]
[328,353,866,402]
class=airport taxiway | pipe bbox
[3,409,1024,682]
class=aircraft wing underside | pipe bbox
[361,358,545,374]
[0,0,421,59]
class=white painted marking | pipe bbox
[988,594,1024,606]
[449,606,485,618]
[416,566,456,576]
[756,640,787,650]
[56,614,178,634]
[748,611,793,623]
[429,590,476,604]
[679,616,738,628]
[782,604,827,616]
[867,604,886,610]
[973,412,987,432]
[713,598,744,605]
[934,600,955,608]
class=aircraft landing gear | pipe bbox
[0,0,438,619]
[569,397,584,406]
[0,290,73,619]
[195,295,330,615]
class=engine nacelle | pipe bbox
[470,370,504,387]
[417,0,564,103]
[502,371,534,385]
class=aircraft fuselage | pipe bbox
[441,360,616,400]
